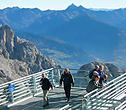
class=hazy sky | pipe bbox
[0,0,126,10]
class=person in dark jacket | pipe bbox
[40,73,53,107]
[60,68,74,102]
[89,65,99,80]
[86,73,104,93]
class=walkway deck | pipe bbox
[8,87,86,110]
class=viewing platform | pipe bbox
[0,68,126,110]
[9,87,86,110]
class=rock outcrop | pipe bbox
[79,62,124,77]
[74,62,125,87]
[0,25,56,83]
[0,56,30,83]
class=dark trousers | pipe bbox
[64,86,71,100]
[43,90,49,105]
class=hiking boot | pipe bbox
[43,104,47,107]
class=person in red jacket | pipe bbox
[40,73,53,107]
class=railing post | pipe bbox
[32,75,37,96]
[58,69,61,82]
[87,96,92,110]
[82,97,88,110]
[51,69,55,86]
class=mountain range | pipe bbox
[1,4,126,68]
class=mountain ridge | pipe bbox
[1,5,126,67]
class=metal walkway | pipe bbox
[8,87,86,110]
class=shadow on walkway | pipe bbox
[6,87,85,110]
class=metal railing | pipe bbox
[0,67,125,110]
[82,73,126,110]
[115,100,126,110]
[59,104,71,110]
[0,68,55,108]
[0,68,87,109]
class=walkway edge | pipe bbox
[8,95,33,107]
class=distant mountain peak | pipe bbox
[3,6,20,10]
[66,3,78,10]
[78,5,84,8]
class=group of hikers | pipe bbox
[40,65,108,107]
[86,65,108,93]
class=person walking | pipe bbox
[40,73,53,107]
[60,68,74,102]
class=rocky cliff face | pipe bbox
[74,62,125,87]
[0,25,56,83]
[0,56,30,83]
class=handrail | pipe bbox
[84,73,126,98]
[82,72,126,110]
[0,67,88,108]
[115,100,126,110]
[0,68,55,107]
[0,67,125,110]
[91,76,126,98]
[0,68,54,87]
[54,68,89,72]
